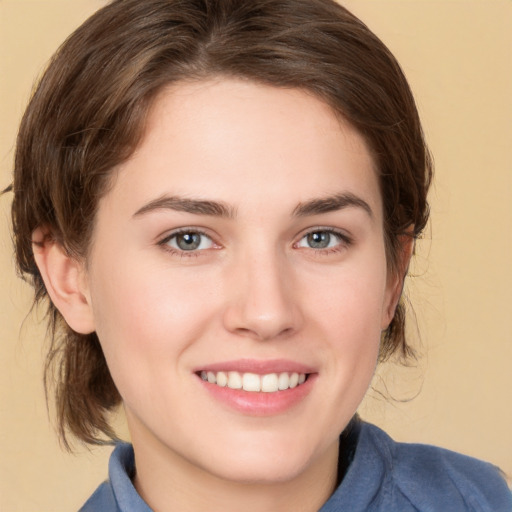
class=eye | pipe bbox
[161,230,215,252]
[296,229,349,250]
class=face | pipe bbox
[81,79,399,484]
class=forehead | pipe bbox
[104,78,381,218]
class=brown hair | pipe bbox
[10,0,432,447]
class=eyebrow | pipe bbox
[133,191,373,220]
[292,192,373,219]
[133,195,236,218]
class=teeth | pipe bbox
[261,373,278,392]
[243,373,261,392]
[216,371,228,387]
[228,371,242,389]
[278,372,289,390]
[200,371,307,392]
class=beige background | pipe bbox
[1,1,511,510]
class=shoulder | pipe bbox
[362,422,512,512]
[79,443,152,512]
[79,481,117,512]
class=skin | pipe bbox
[34,79,407,512]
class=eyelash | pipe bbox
[157,227,353,258]
[158,228,217,257]
[294,228,353,256]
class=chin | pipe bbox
[207,452,312,485]
[195,430,332,485]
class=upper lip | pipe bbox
[193,358,316,375]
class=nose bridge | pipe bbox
[223,242,300,340]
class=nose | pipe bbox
[222,249,302,341]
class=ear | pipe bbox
[32,227,95,334]
[381,233,415,329]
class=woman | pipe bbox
[7,0,511,510]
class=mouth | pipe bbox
[194,360,316,415]
[199,370,308,393]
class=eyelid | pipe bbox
[295,226,353,244]
[156,225,352,256]
[158,227,221,254]
[159,227,209,243]
[293,226,354,254]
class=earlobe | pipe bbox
[32,227,95,334]
[382,234,415,329]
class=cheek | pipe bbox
[303,256,389,338]
[87,260,221,389]
[299,251,388,390]
[318,280,384,371]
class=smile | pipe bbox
[200,371,308,393]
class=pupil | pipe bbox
[177,233,200,250]
[308,231,330,249]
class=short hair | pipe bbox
[10,0,432,446]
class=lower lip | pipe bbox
[197,374,316,416]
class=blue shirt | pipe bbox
[79,422,512,511]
